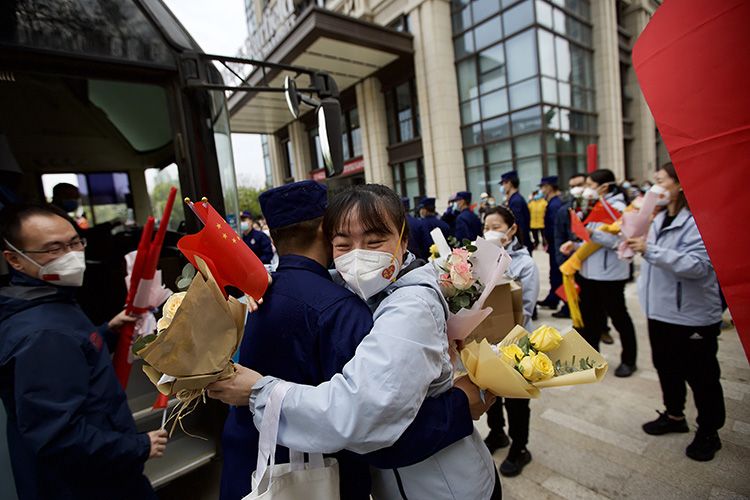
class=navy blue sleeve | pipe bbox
[554,205,572,264]
[96,322,118,353]
[317,296,374,380]
[259,233,275,264]
[454,213,470,241]
[13,331,151,466]
[362,388,474,468]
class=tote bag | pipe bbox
[242,381,340,500]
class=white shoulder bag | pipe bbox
[243,381,340,500]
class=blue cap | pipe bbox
[539,176,559,186]
[240,210,253,219]
[500,170,518,183]
[449,191,472,202]
[401,197,410,210]
[418,197,436,209]
[259,180,328,229]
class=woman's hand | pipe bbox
[454,375,496,420]
[560,241,575,256]
[206,364,263,406]
[626,237,648,254]
[108,309,138,331]
[147,429,168,459]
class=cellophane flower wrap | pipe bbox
[429,228,512,342]
[460,325,608,398]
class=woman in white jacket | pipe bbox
[246,185,500,499]
[626,163,725,462]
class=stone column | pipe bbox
[267,134,285,186]
[288,120,311,181]
[410,0,465,208]
[591,0,625,179]
[356,77,392,186]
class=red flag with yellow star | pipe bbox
[177,199,269,300]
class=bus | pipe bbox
[0,1,341,497]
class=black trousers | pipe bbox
[648,319,725,433]
[487,398,530,450]
[577,275,637,366]
[530,228,544,248]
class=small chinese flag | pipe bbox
[152,393,169,410]
[570,209,590,242]
[583,199,620,225]
[555,282,580,303]
[178,199,269,300]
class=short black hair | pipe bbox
[484,206,524,245]
[323,184,408,244]
[504,177,520,189]
[51,182,79,200]
[571,172,588,180]
[269,216,323,255]
[588,169,616,186]
[1,203,75,249]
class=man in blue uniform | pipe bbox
[450,191,483,242]
[500,171,533,254]
[415,196,450,258]
[538,176,565,309]
[240,211,274,264]
[553,172,588,319]
[211,181,483,500]
[0,204,166,500]
[401,197,424,259]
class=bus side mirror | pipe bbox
[317,99,343,177]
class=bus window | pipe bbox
[146,164,185,232]
[41,172,132,227]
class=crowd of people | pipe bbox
[0,164,729,499]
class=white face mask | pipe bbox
[569,186,584,198]
[582,187,599,201]
[483,230,507,247]
[650,184,671,206]
[5,239,86,287]
[334,249,401,300]
[240,221,250,232]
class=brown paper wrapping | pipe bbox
[137,257,247,396]
[460,326,608,398]
[465,281,524,344]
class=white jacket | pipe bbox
[250,263,496,499]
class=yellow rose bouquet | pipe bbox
[460,325,608,398]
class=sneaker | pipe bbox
[537,299,559,310]
[642,411,689,436]
[551,309,571,319]
[601,332,615,345]
[686,431,722,462]
[500,448,532,477]
[614,363,637,378]
[484,431,510,454]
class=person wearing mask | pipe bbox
[240,210,274,265]
[213,185,500,499]
[416,196,450,259]
[0,204,167,500]
[561,169,638,377]
[527,190,547,250]
[481,206,540,477]
[51,183,89,229]
[552,173,587,319]
[626,163,725,462]
[499,171,533,255]
[538,177,564,310]
[478,192,490,222]
[402,197,425,259]
[450,191,483,242]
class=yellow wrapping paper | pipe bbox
[460,326,608,398]
[137,257,247,396]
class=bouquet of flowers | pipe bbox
[460,325,608,398]
[429,228,512,342]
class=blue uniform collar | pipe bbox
[276,254,331,280]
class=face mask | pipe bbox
[569,186,584,198]
[5,239,86,286]
[650,184,671,206]
[622,182,632,189]
[483,230,507,247]
[240,221,250,232]
[582,187,599,201]
[451,202,459,212]
[61,200,79,213]
[334,249,401,300]
[534,193,544,200]
[498,185,506,196]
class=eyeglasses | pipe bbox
[20,238,87,257]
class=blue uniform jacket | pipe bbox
[415,215,450,260]
[0,272,153,500]
[242,229,274,264]
[441,208,457,237]
[220,255,472,500]
[406,215,424,259]
[544,195,563,245]
[454,208,483,242]
[554,199,575,265]
[508,192,532,251]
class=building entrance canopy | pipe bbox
[228,6,413,134]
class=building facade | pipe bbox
[229,0,661,208]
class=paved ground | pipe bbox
[475,249,750,500]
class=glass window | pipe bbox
[461,98,481,124]
[506,30,537,84]
[544,105,561,129]
[480,88,509,118]
[309,128,324,170]
[386,80,419,144]
[452,6,473,33]
[541,76,558,104]
[474,17,503,49]
[509,78,539,110]
[483,115,511,142]
[463,123,483,146]
[146,165,185,231]
[511,106,542,134]
[558,81,571,107]
[454,31,475,58]
[545,133,557,154]
[349,108,363,157]
[465,147,484,167]
[466,166,487,198]
[473,0,501,23]
[479,67,505,94]
[570,45,593,87]
[478,44,506,93]
[555,36,571,82]
[536,0,553,28]
[514,133,542,157]
[392,159,425,201]
[547,155,558,176]
[553,7,566,34]
[558,106,570,131]
[538,30,556,77]
[457,59,479,101]
[489,161,514,197]
[396,83,414,142]
[516,156,543,193]
[487,139,512,162]
[503,0,534,36]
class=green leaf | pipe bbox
[466,245,477,252]
[462,238,471,246]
